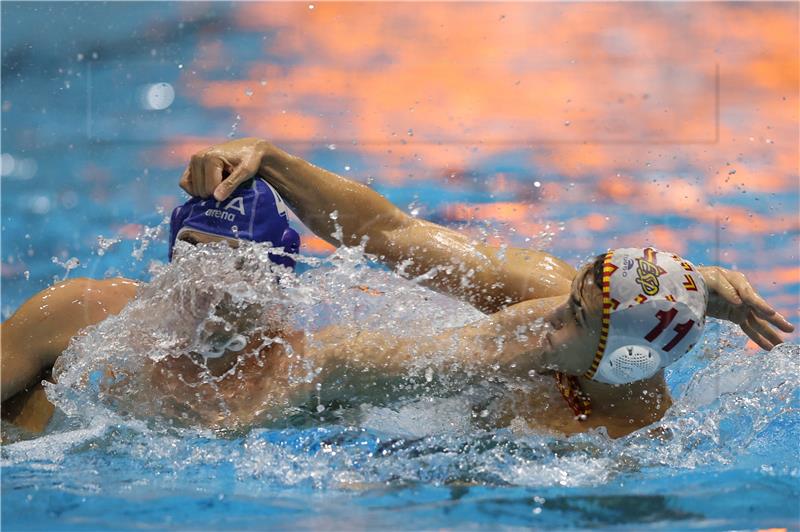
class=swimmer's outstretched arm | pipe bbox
[1,278,138,428]
[180,138,575,313]
[309,295,571,398]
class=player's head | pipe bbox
[167,178,300,360]
[168,178,300,269]
[544,248,707,384]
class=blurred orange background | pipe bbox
[157,2,798,333]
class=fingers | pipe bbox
[190,154,207,198]
[213,160,257,201]
[179,166,193,196]
[747,313,784,349]
[181,139,269,200]
[726,271,773,317]
[713,271,742,306]
[753,299,795,333]
[741,319,773,351]
[184,152,226,198]
[768,312,795,333]
[724,270,795,333]
[204,157,224,198]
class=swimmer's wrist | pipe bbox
[258,141,291,176]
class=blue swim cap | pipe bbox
[168,178,300,269]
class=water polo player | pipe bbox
[177,137,794,434]
[1,178,301,430]
[1,140,793,438]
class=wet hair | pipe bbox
[577,253,607,307]
[591,253,606,291]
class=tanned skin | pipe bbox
[1,139,792,437]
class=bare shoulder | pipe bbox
[66,276,140,294]
[87,277,140,305]
[42,277,139,311]
[5,277,140,359]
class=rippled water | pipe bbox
[3,242,799,529]
[2,2,798,530]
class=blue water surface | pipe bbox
[2,3,799,530]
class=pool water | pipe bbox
[2,2,798,530]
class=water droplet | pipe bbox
[316,404,325,412]
[308,3,315,9]
[52,256,80,280]
[563,120,571,126]
[533,181,541,188]
[178,64,183,69]
[344,165,351,171]
[227,114,241,138]
[260,80,267,86]
[424,367,434,382]
[327,144,337,150]
[408,198,422,217]
[329,210,339,221]
[407,128,414,136]
[96,236,121,256]
[244,88,254,97]
[728,169,736,175]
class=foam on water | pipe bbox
[39,240,487,431]
[3,241,798,499]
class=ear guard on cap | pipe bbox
[584,248,707,385]
[594,344,662,384]
[268,228,300,270]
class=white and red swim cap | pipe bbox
[584,248,708,385]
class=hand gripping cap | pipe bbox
[168,178,299,269]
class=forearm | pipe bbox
[258,144,574,310]
[259,144,408,249]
